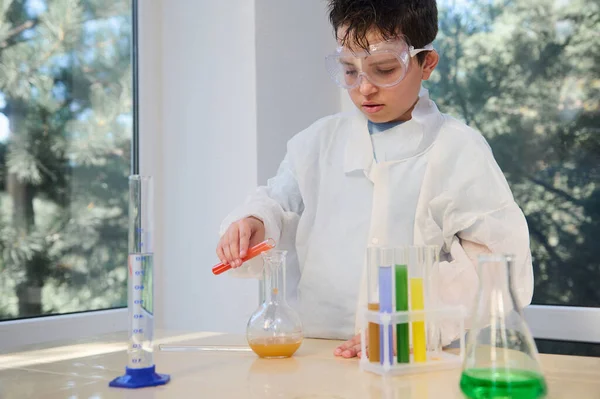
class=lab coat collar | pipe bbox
[343,87,444,174]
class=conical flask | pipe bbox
[460,254,547,399]
[246,250,303,358]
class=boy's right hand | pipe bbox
[216,216,265,269]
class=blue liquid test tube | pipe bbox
[109,175,170,389]
[379,248,395,366]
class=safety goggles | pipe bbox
[325,40,434,89]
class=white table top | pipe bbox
[1,331,599,398]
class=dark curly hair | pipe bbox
[328,0,438,63]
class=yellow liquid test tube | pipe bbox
[410,278,427,362]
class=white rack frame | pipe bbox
[359,306,466,375]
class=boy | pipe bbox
[216,0,533,358]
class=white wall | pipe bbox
[141,0,260,333]
[255,0,340,184]
[139,0,342,334]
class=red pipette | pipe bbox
[212,238,276,275]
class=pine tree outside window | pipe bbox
[0,0,134,323]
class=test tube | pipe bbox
[109,175,170,389]
[379,248,395,366]
[394,247,410,364]
[366,247,380,363]
[409,247,427,363]
[424,246,442,359]
[212,238,276,275]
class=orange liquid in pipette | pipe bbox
[248,337,302,358]
[212,239,275,275]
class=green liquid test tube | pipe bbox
[395,264,409,363]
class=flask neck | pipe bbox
[478,255,519,311]
[262,251,287,304]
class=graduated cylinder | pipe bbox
[109,175,168,389]
[127,175,155,369]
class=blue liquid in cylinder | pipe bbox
[129,253,154,369]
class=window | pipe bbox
[0,0,134,321]
[431,0,599,307]
[432,0,599,354]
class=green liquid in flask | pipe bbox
[460,368,547,399]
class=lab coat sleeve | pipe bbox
[429,133,534,345]
[218,152,304,279]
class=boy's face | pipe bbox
[337,28,439,123]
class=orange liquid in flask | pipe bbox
[245,250,303,359]
[248,337,302,358]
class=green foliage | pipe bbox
[431,0,600,306]
[0,0,132,318]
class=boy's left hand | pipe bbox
[334,334,362,358]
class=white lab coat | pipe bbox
[219,88,534,344]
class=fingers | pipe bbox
[215,217,265,270]
[221,234,234,267]
[218,225,237,267]
[334,334,359,353]
[217,229,232,265]
[247,216,266,247]
[238,221,251,258]
[227,224,241,267]
[341,343,362,358]
[216,241,227,265]
[334,334,363,358]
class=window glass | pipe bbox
[432,0,599,307]
[0,0,133,320]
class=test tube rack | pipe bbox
[359,305,465,376]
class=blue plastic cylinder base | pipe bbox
[109,365,170,389]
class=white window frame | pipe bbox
[0,309,128,352]
[525,305,600,344]
[0,0,162,353]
